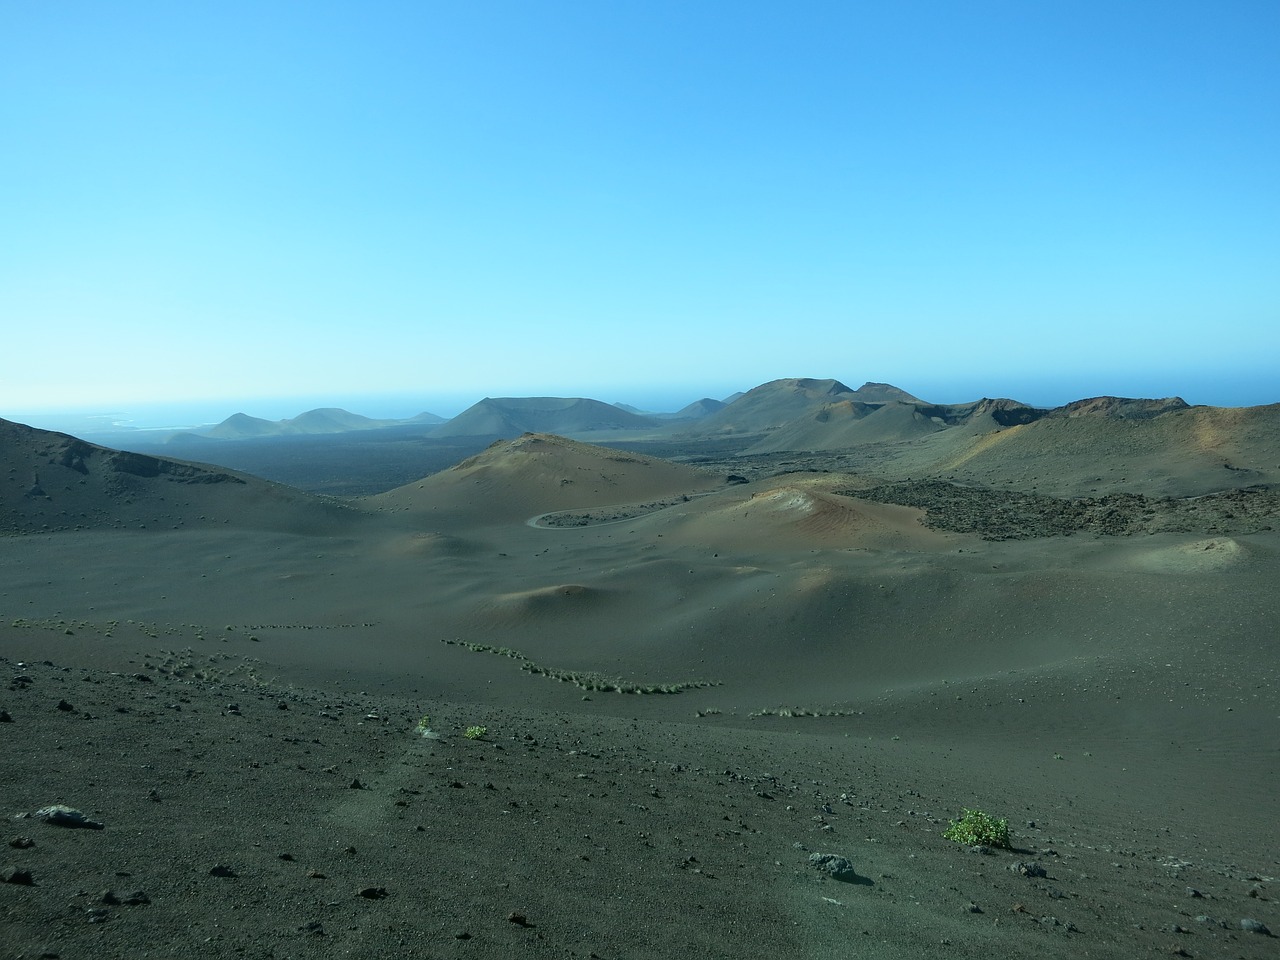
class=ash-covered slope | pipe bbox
[0,418,358,534]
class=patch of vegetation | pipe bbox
[748,706,864,718]
[464,725,487,740]
[943,808,1011,848]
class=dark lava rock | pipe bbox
[1240,918,1272,935]
[809,852,861,883]
[358,886,388,900]
[2,866,35,885]
[1011,861,1047,878]
[34,806,104,829]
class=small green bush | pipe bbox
[464,725,487,740]
[943,808,1010,848]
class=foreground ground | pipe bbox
[2,425,1278,958]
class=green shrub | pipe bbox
[943,808,1010,848]
[464,725,487,740]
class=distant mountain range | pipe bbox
[181,407,446,440]
[102,378,1276,479]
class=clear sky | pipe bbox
[3,1,1277,428]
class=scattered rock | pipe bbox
[358,886,388,899]
[2,866,34,885]
[349,777,365,790]
[809,853,861,883]
[0,710,11,722]
[507,910,531,926]
[1185,887,1204,898]
[1240,918,1272,935]
[208,865,237,878]
[56,700,74,712]
[33,806,104,830]
[278,853,295,861]
[1011,861,1047,878]
[8,837,35,849]
[965,902,983,914]
[299,921,325,936]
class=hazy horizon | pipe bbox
[7,369,1277,439]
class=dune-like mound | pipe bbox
[372,433,724,522]
[646,479,956,551]
[1126,536,1253,573]
[377,531,477,559]
[0,417,357,534]
[480,583,611,625]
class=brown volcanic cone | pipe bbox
[371,432,725,523]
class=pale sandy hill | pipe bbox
[431,397,656,438]
[371,433,725,522]
[746,399,944,453]
[677,377,856,436]
[903,400,1280,496]
[0,417,358,535]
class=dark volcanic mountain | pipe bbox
[0,417,354,534]
[431,397,658,439]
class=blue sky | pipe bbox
[3,1,1277,427]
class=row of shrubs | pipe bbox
[440,638,720,695]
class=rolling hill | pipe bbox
[430,397,658,439]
